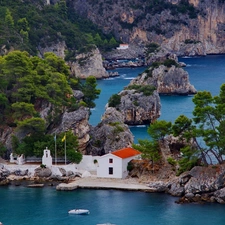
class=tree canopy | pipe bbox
[135,84,225,174]
[12,131,82,164]
[0,0,118,56]
[0,50,100,159]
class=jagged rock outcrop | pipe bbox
[38,42,109,80]
[183,165,225,194]
[0,163,84,185]
[53,107,91,154]
[34,167,52,178]
[68,47,109,79]
[86,107,134,155]
[130,160,225,203]
[171,164,225,203]
[0,166,10,183]
[146,163,225,203]
[115,89,161,125]
[130,65,197,95]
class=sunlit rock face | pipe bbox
[130,65,197,95]
[86,107,134,155]
[68,0,225,56]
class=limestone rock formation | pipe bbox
[34,167,52,178]
[86,107,134,155]
[68,0,225,56]
[37,41,66,59]
[68,47,109,79]
[116,89,161,125]
[0,166,10,183]
[37,42,109,80]
[53,107,91,154]
[184,165,225,194]
[130,65,197,95]
[170,164,225,203]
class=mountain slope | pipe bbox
[68,0,225,55]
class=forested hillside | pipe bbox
[0,50,101,160]
[68,0,225,55]
[0,0,118,58]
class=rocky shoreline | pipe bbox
[1,161,225,204]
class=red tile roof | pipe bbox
[112,147,141,159]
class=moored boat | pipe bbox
[96,223,116,225]
[68,209,90,215]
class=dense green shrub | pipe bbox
[126,85,156,96]
[127,161,134,171]
[145,42,160,55]
[167,157,177,166]
[184,39,201,44]
[108,94,121,107]
[0,0,118,56]
[163,59,179,67]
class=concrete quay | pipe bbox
[56,177,152,192]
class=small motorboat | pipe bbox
[68,209,90,215]
[96,223,116,225]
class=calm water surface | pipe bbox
[1,186,225,225]
[1,55,225,225]
[160,55,225,123]
[90,55,225,142]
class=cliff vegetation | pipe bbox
[0,50,100,161]
[0,0,118,57]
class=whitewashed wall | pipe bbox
[97,154,123,178]
[76,155,100,172]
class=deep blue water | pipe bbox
[1,186,225,225]
[90,55,225,142]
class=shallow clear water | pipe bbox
[1,186,225,225]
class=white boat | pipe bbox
[68,209,90,215]
[97,223,116,225]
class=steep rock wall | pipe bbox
[86,107,134,155]
[68,0,225,55]
[130,65,197,95]
[116,89,161,125]
[68,47,109,79]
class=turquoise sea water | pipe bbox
[160,55,225,123]
[1,55,225,225]
[90,55,225,142]
[1,186,225,225]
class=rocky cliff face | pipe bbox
[130,65,197,95]
[38,43,108,79]
[167,164,225,203]
[37,41,67,59]
[1,97,91,156]
[52,107,91,154]
[68,0,225,56]
[86,107,134,155]
[115,89,161,125]
[68,47,109,79]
